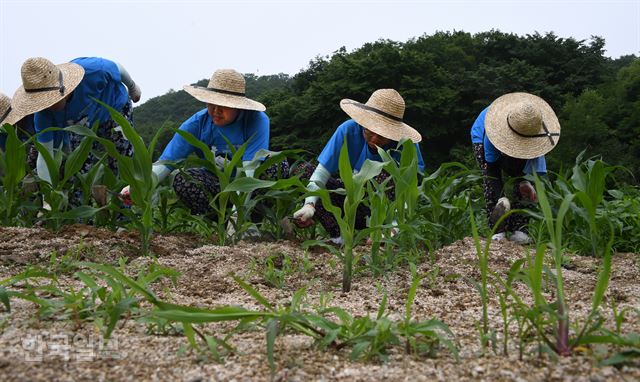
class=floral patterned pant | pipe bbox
[473,143,530,233]
[173,160,290,216]
[67,100,135,206]
[68,100,135,175]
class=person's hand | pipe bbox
[119,185,133,206]
[129,84,142,103]
[215,156,228,169]
[227,211,238,237]
[293,203,315,228]
[518,180,537,202]
[37,198,52,218]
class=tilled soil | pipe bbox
[0,225,638,381]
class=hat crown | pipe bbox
[21,57,61,91]
[208,69,245,94]
[366,89,405,120]
[508,102,543,135]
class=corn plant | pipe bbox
[63,101,166,254]
[600,186,640,253]
[242,150,305,240]
[261,252,293,289]
[364,178,394,274]
[377,140,419,224]
[418,162,482,250]
[33,126,102,230]
[469,209,493,352]
[172,131,254,244]
[154,183,183,234]
[536,155,624,257]
[224,150,307,241]
[376,140,424,256]
[1,257,180,338]
[486,176,622,359]
[469,204,527,353]
[308,277,458,362]
[401,263,459,359]
[0,124,30,225]
[311,139,385,292]
[2,258,458,370]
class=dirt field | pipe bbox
[0,225,638,381]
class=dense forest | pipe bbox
[133,30,639,181]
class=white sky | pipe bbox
[1,0,639,104]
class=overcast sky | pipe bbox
[1,0,638,104]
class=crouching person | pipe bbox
[292,89,424,245]
[120,69,288,216]
[470,92,561,244]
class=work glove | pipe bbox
[129,84,142,103]
[37,198,52,219]
[227,211,238,237]
[293,203,315,228]
[215,155,228,170]
[490,197,511,226]
[518,181,537,202]
[119,185,133,206]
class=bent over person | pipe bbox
[120,69,288,215]
[11,56,142,187]
[470,92,561,244]
[292,88,424,245]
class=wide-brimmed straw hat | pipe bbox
[485,92,561,159]
[12,57,84,116]
[0,93,24,126]
[340,89,422,143]
[183,69,265,111]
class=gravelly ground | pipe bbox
[0,225,638,381]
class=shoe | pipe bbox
[490,197,511,225]
[491,232,507,242]
[328,236,344,246]
[509,230,532,245]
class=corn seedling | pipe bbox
[172,131,255,244]
[376,140,423,256]
[364,178,394,274]
[402,263,459,359]
[64,100,166,254]
[31,123,103,230]
[487,176,623,359]
[311,139,385,292]
[0,124,29,225]
[419,162,481,249]
[538,155,625,257]
[469,204,526,353]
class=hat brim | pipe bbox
[12,63,85,116]
[0,108,25,126]
[485,92,561,159]
[340,99,422,143]
[183,85,266,112]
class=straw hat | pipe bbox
[0,92,24,126]
[340,89,422,143]
[485,92,561,159]
[11,57,85,116]
[183,69,265,111]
